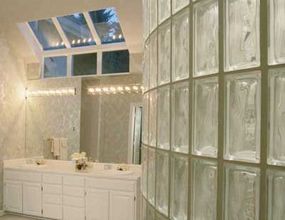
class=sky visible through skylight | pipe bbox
[28,7,125,51]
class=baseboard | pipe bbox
[0,210,5,216]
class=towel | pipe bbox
[60,138,68,160]
[52,138,61,157]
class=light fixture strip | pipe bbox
[26,87,76,98]
[52,17,71,48]
[83,12,102,45]
[87,85,144,95]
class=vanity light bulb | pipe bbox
[88,38,92,42]
[112,35,116,40]
[61,42,65,46]
[95,88,101,93]
[125,86,131,91]
[72,40,76,44]
[77,39,81,44]
[68,89,75,94]
[83,38,87,43]
[110,87,116,92]
[88,88,95,93]
[132,86,139,91]
[55,42,59,47]
[118,34,122,39]
[117,86,123,91]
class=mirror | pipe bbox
[25,74,143,164]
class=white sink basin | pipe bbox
[19,164,47,168]
[100,169,133,175]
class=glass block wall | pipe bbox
[142,0,285,219]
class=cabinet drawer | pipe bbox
[4,170,22,181]
[63,186,84,197]
[63,196,84,208]
[43,174,62,184]
[86,178,136,192]
[43,184,62,194]
[63,176,84,187]
[21,172,41,183]
[43,194,62,205]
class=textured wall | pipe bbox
[0,34,26,209]
[26,78,82,159]
[81,74,142,163]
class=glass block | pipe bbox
[191,159,217,220]
[150,32,158,89]
[225,0,260,71]
[149,90,157,147]
[225,72,261,163]
[148,148,156,205]
[224,164,260,220]
[142,198,147,220]
[269,0,285,65]
[142,93,149,145]
[171,82,189,154]
[147,204,156,220]
[170,155,188,220]
[141,146,148,198]
[172,0,189,14]
[158,0,171,24]
[172,9,190,82]
[143,40,150,91]
[156,213,168,220]
[89,8,125,44]
[193,0,219,77]
[158,21,171,85]
[150,0,158,32]
[193,77,219,158]
[268,68,285,166]
[155,150,169,216]
[268,169,285,220]
[143,0,150,39]
[157,86,170,150]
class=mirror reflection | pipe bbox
[25,74,143,164]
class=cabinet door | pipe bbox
[86,188,109,220]
[110,191,135,220]
[63,206,85,220]
[23,182,42,216]
[4,181,22,213]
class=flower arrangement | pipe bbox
[71,152,88,171]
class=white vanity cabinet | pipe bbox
[85,177,139,220]
[62,175,85,220]
[4,180,22,213]
[3,163,141,220]
[22,182,42,216]
[42,173,63,219]
[86,188,109,220]
[4,170,42,216]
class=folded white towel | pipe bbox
[52,138,61,157]
[60,138,68,160]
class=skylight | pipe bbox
[28,7,125,51]
[29,19,66,50]
[57,13,96,47]
[89,8,125,44]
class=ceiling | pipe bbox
[0,0,143,63]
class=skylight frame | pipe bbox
[24,9,129,78]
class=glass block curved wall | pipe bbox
[142,0,285,219]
